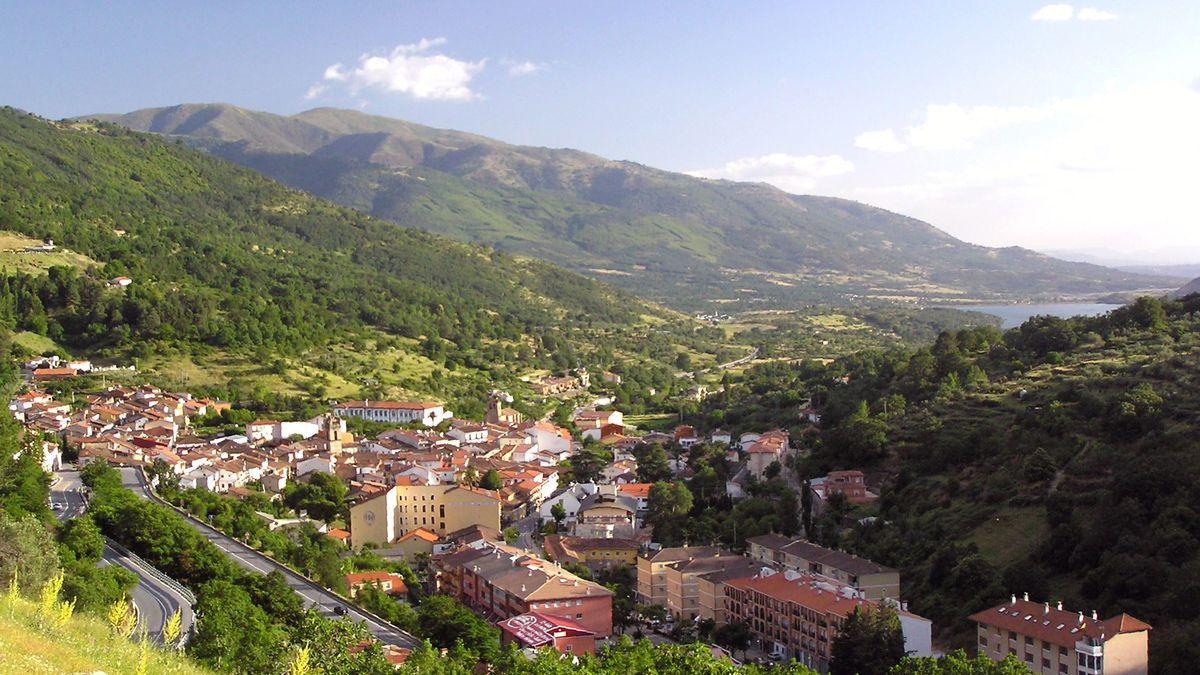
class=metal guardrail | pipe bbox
[103,535,197,606]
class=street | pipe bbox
[118,468,420,649]
[51,469,195,644]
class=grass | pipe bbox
[967,505,1050,569]
[0,593,212,675]
[0,231,99,274]
[10,331,63,356]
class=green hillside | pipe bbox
[89,103,1178,310]
[0,106,708,410]
[706,295,1200,672]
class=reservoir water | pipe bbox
[948,303,1119,329]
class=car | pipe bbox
[333,605,348,616]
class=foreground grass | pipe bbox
[0,593,212,675]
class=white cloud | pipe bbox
[1031,4,1075,21]
[687,153,854,193]
[312,38,486,101]
[304,83,326,100]
[1076,7,1118,21]
[503,59,545,77]
[856,103,1047,153]
[854,129,907,153]
[843,81,1200,253]
[1031,5,1117,22]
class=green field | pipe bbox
[0,231,98,274]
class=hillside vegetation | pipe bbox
[712,296,1200,673]
[89,103,1176,310]
[0,106,736,411]
[0,591,212,675]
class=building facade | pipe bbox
[349,484,500,547]
[970,597,1150,675]
[746,534,900,600]
[333,400,451,427]
[436,542,614,637]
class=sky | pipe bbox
[3,1,1199,263]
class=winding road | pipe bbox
[51,469,194,644]
[117,468,420,649]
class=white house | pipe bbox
[538,483,598,524]
[332,400,451,427]
[522,421,572,456]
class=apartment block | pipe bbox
[746,534,899,600]
[970,596,1150,675]
[436,542,614,637]
[724,571,932,671]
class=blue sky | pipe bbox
[3,2,1199,261]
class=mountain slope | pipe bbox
[89,104,1179,309]
[1168,276,1200,299]
[0,106,668,407]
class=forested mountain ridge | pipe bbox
[704,295,1200,672]
[0,106,690,409]
[88,103,1178,310]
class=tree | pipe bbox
[647,481,693,533]
[0,513,60,595]
[890,649,1030,674]
[569,446,610,484]
[58,515,105,563]
[551,502,567,528]
[479,469,503,491]
[713,621,752,660]
[283,473,348,524]
[416,594,500,661]
[636,443,672,483]
[503,526,519,545]
[827,401,888,464]
[801,480,814,536]
[188,579,287,673]
[830,605,906,675]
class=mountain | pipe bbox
[1169,276,1200,299]
[87,104,1178,310]
[0,106,668,409]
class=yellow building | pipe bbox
[349,484,500,548]
[970,596,1150,675]
[544,535,640,570]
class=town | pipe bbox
[9,362,1152,673]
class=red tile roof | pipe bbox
[969,599,1151,649]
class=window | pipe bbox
[1025,636,1034,646]
[576,613,583,619]
[1059,664,1067,674]
[1025,653,1033,663]
[1009,631,1017,640]
[1043,658,1050,668]
[1060,647,1068,657]
[980,636,988,646]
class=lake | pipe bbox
[947,303,1119,329]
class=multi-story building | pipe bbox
[332,400,451,427]
[543,535,640,571]
[348,483,500,547]
[809,470,878,511]
[970,596,1150,675]
[696,558,770,625]
[744,429,790,478]
[436,542,614,637]
[746,534,900,600]
[637,545,726,608]
[724,571,932,671]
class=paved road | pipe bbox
[51,470,194,643]
[118,468,419,649]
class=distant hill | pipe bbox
[1169,276,1200,299]
[87,104,1177,310]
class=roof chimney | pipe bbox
[1078,612,1084,623]
[1044,603,1049,614]
[1057,601,1063,611]
[1092,610,1098,620]
[1011,594,1016,605]
[1023,592,1029,602]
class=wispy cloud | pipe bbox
[687,153,853,193]
[311,38,486,102]
[502,59,546,77]
[1031,4,1075,21]
[855,103,1047,153]
[854,129,906,153]
[1031,4,1118,22]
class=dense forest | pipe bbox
[703,295,1200,673]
